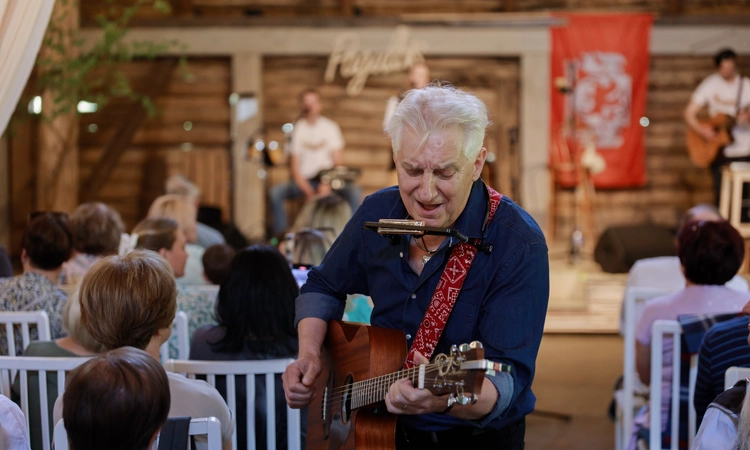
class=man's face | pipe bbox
[719,59,737,81]
[393,129,486,229]
[301,92,322,118]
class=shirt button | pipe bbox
[399,252,403,258]
[406,334,412,340]
[411,294,416,299]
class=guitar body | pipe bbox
[307,321,407,450]
[686,113,734,168]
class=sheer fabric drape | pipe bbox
[0,0,55,135]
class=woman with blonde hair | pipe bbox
[147,194,207,285]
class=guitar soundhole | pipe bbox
[340,373,354,423]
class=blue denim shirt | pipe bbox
[297,180,549,431]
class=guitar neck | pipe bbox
[350,365,427,410]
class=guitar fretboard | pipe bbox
[350,365,427,409]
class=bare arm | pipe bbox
[282,317,328,408]
[685,101,716,140]
[290,154,315,199]
[331,148,344,167]
[636,340,651,385]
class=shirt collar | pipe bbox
[386,179,488,240]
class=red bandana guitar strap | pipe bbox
[403,186,503,369]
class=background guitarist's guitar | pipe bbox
[686,113,735,168]
[307,320,511,450]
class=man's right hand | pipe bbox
[700,123,717,141]
[283,354,322,409]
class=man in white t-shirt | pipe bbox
[685,48,750,204]
[270,89,361,235]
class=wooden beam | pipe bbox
[170,0,194,17]
[503,0,517,13]
[81,58,178,201]
[667,0,683,15]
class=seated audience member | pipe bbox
[0,246,12,278]
[52,250,234,450]
[692,354,750,449]
[59,202,124,286]
[13,290,105,449]
[0,212,71,355]
[695,299,750,425]
[0,394,30,450]
[190,246,302,450]
[132,218,215,356]
[290,193,352,238]
[148,194,208,286]
[62,347,170,450]
[632,220,750,449]
[202,244,235,285]
[165,174,226,248]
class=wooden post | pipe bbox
[0,134,9,249]
[37,0,79,213]
[231,53,266,240]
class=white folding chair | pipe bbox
[0,311,52,356]
[164,358,301,450]
[725,366,750,390]
[160,311,190,362]
[616,287,675,450]
[54,417,223,450]
[0,356,91,450]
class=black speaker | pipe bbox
[594,224,677,273]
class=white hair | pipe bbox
[165,174,200,201]
[385,83,490,160]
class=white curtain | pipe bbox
[0,0,56,136]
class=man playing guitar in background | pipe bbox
[282,84,549,449]
[269,88,362,236]
[684,48,750,205]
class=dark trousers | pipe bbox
[396,418,525,450]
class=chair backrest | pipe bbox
[160,311,190,362]
[164,358,301,450]
[619,287,675,449]
[725,366,750,390]
[0,356,91,450]
[0,311,52,356]
[650,319,682,450]
[53,417,223,450]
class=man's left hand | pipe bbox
[384,351,447,415]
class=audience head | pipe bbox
[386,83,489,161]
[677,220,744,285]
[682,203,721,225]
[69,202,124,257]
[202,244,235,285]
[79,250,177,351]
[63,289,107,354]
[63,347,170,450]
[291,194,352,239]
[165,174,201,206]
[214,245,298,356]
[21,212,72,271]
[291,228,333,267]
[132,218,188,278]
[147,194,198,243]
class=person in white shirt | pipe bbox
[269,89,361,235]
[685,48,750,204]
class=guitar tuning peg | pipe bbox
[469,341,483,349]
[458,343,471,353]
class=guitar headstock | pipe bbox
[421,342,512,407]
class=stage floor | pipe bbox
[545,244,627,334]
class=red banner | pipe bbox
[550,13,652,188]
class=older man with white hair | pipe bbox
[165,174,226,248]
[283,84,549,449]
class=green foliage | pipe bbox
[29,0,184,119]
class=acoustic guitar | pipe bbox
[686,113,735,168]
[307,320,511,450]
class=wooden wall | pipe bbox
[78,0,750,20]
[78,58,232,231]
[552,55,750,242]
[262,57,520,214]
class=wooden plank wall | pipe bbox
[552,55,750,242]
[262,57,520,212]
[78,0,750,19]
[78,58,231,231]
